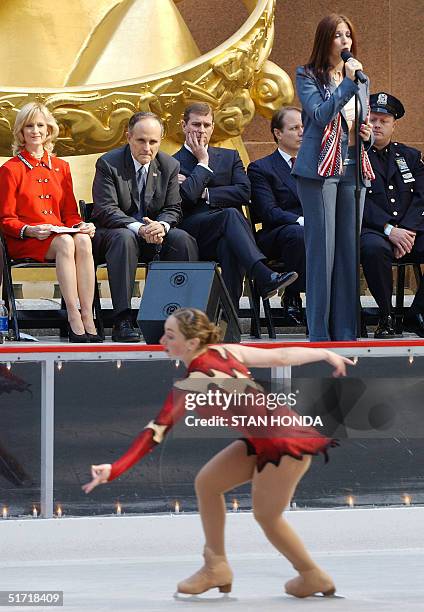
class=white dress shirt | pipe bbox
[277,148,304,226]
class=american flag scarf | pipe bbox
[318,87,375,180]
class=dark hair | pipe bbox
[270,106,302,143]
[304,14,357,86]
[171,308,222,347]
[183,103,214,124]
[128,111,164,135]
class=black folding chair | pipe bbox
[392,261,423,333]
[245,206,294,339]
[0,229,103,341]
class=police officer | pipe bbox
[361,93,424,338]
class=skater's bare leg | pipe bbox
[252,455,335,597]
[177,441,255,595]
[195,440,256,555]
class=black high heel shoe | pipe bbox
[68,327,89,343]
[85,331,103,343]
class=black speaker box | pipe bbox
[137,262,241,344]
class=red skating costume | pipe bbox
[109,347,335,481]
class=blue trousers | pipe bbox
[297,164,365,341]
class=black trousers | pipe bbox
[180,207,265,306]
[92,227,199,316]
[257,224,306,294]
[361,229,424,315]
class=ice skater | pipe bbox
[83,308,354,597]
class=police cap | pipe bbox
[370,92,405,119]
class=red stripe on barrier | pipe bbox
[0,343,165,354]
[1,339,424,355]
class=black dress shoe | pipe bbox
[258,271,298,300]
[374,314,395,339]
[112,319,141,342]
[68,328,89,343]
[85,331,104,343]
[282,293,303,326]
[404,312,424,338]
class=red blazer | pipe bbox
[0,149,81,261]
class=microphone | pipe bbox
[341,50,367,84]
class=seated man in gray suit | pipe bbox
[248,107,306,325]
[92,112,199,342]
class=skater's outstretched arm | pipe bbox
[82,387,186,493]
[221,345,354,377]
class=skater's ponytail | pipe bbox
[172,308,222,347]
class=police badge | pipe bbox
[377,93,388,106]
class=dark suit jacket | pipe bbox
[92,145,182,229]
[248,150,303,244]
[362,142,424,234]
[173,145,250,216]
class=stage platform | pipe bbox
[3,293,422,343]
[1,508,423,611]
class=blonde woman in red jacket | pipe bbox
[0,102,100,342]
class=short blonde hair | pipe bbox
[171,308,222,348]
[12,102,59,156]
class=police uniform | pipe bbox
[361,93,424,337]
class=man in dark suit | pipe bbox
[248,107,305,325]
[173,102,297,308]
[92,112,199,342]
[361,93,424,338]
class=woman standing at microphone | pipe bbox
[293,14,374,342]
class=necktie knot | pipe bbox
[290,157,296,168]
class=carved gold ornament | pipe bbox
[0,0,292,158]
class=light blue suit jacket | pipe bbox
[293,65,372,185]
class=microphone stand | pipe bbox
[354,80,362,339]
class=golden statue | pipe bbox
[0,0,293,198]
